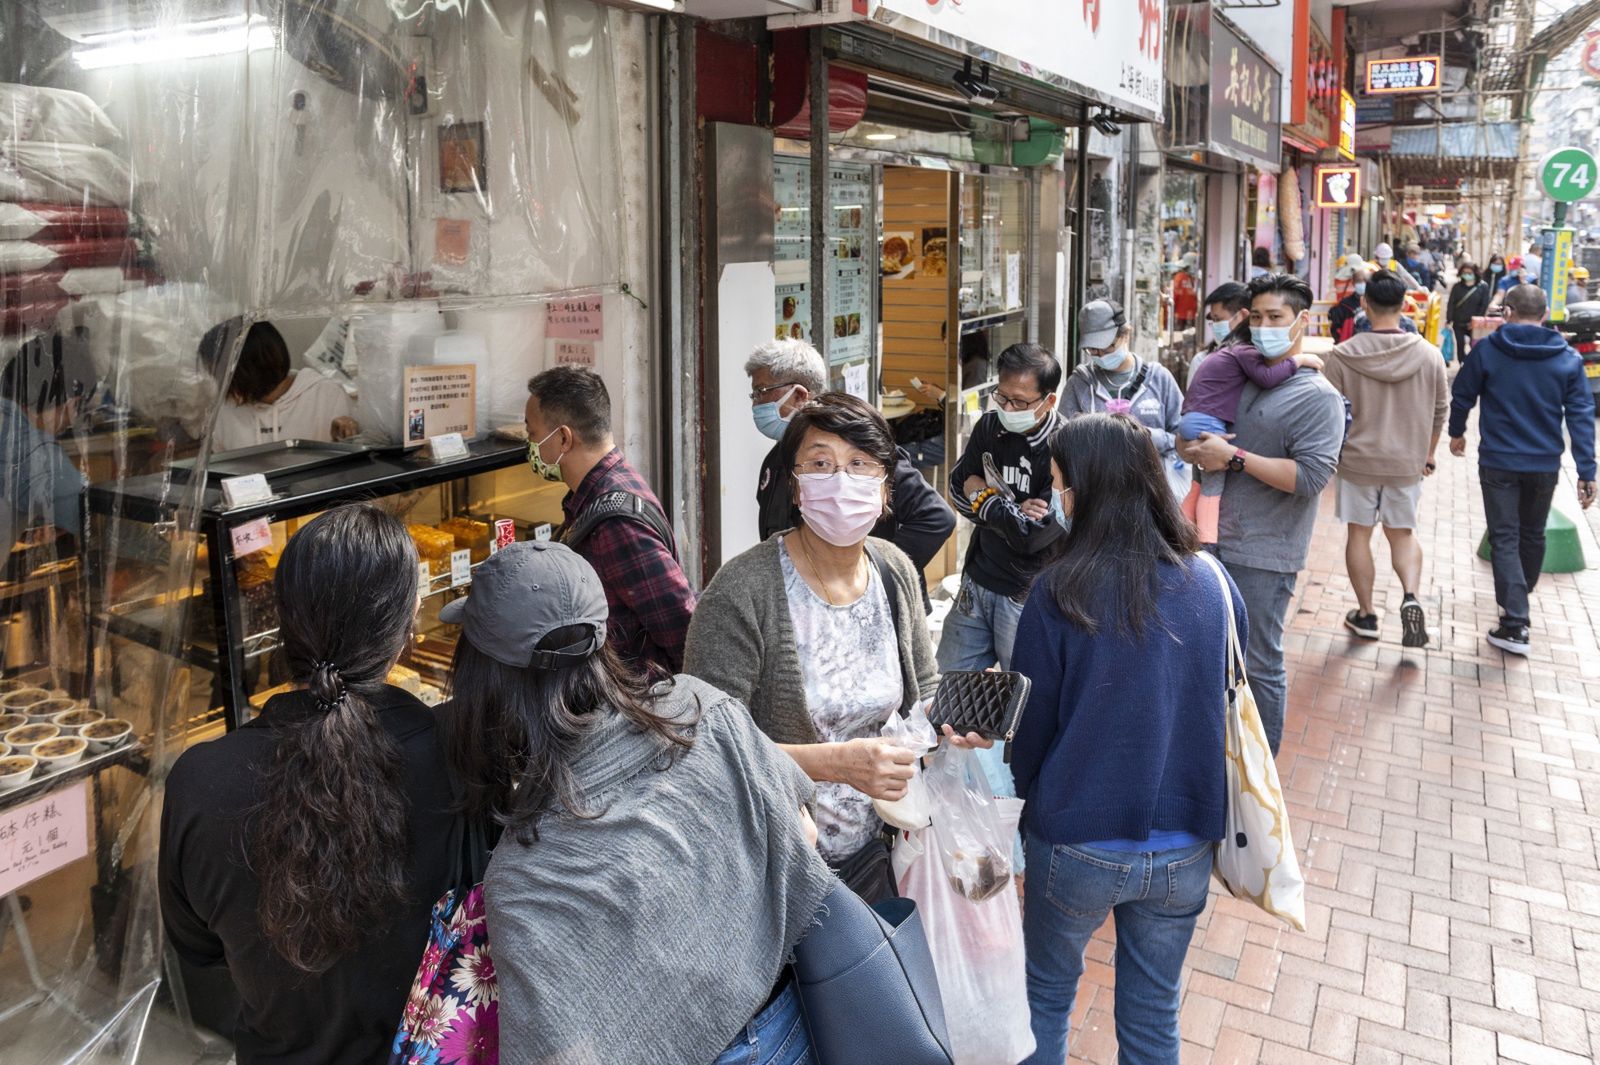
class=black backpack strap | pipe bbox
[562,490,677,559]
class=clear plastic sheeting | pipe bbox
[0,0,636,1060]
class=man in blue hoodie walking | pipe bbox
[1449,284,1597,655]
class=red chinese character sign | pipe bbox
[1365,55,1441,94]
[1314,165,1360,210]
[1583,33,1600,82]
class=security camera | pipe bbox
[952,59,1000,104]
[1090,109,1122,137]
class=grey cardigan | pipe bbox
[684,534,940,745]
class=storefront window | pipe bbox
[0,1,649,1057]
[1158,168,1207,381]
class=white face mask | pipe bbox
[797,472,886,546]
[993,398,1045,434]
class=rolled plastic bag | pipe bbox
[873,699,939,831]
[898,748,1034,1065]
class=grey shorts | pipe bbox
[1335,477,1423,529]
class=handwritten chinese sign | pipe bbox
[0,780,89,896]
[402,364,477,447]
[1208,12,1282,170]
[1365,56,1440,95]
[545,298,603,371]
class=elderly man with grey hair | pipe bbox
[748,338,954,609]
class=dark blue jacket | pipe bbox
[1008,556,1244,846]
[1449,323,1596,480]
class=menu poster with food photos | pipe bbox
[775,158,810,263]
[829,165,871,363]
[775,282,810,342]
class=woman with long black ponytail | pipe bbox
[160,503,456,1064]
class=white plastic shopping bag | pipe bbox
[897,748,1034,1065]
[1198,552,1307,931]
[873,699,939,831]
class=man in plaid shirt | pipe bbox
[525,368,695,677]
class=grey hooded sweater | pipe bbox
[1324,330,1448,486]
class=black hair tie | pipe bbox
[311,660,348,711]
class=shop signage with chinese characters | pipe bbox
[1286,18,1337,148]
[1314,164,1360,210]
[1207,11,1282,170]
[862,0,1166,119]
[1338,91,1357,160]
[1365,55,1441,94]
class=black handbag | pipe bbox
[791,881,954,1065]
[925,670,1032,762]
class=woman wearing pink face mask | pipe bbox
[686,393,969,902]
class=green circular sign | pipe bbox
[1541,147,1599,202]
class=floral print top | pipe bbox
[779,536,903,862]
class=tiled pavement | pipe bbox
[1062,429,1600,1064]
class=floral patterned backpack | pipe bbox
[390,818,498,1065]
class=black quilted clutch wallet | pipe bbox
[926,670,1032,763]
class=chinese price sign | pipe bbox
[1314,165,1361,210]
[1539,147,1599,204]
[0,781,90,897]
[545,297,603,370]
[402,364,477,446]
[1365,55,1441,94]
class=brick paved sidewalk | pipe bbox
[1064,440,1600,1065]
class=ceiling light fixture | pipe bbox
[73,14,276,69]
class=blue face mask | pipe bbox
[751,386,798,441]
[1092,348,1128,372]
[1051,488,1072,532]
[1353,282,1367,295]
[1490,263,1504,274]
[1209,320,1233,345]
[1251,322,1300,359]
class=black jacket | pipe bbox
[159,688,457,1065]
[1447,280,1491,327]
[757,443,955,606]
[949,410,1066,599]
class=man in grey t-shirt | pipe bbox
[1179,274,1345,754]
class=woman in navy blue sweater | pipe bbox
[1011,414,1244,1065]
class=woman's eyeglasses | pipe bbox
[791,458,888,480]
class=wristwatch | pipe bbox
[1226,448,1247,474]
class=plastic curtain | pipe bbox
[0,0,630,1060]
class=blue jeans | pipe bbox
[1178,410,1228,441]
[714,980,813,1065]
[937,576,1026,871]
[1020,835,1213,1065]
[1220,560,1297,755]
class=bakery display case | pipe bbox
[87,438,558,736]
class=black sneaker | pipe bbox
[1486,625,1530,656]
[1344,610,1380,640]
[1400,596,1429,648]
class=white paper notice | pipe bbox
[1006,252,1023,310]
[450,549,472,588]
[230,517,273,558]
[0,780,90,896]
[843,362,869,401]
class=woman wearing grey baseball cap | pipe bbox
[442,540,835,1065]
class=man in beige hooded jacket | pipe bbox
[1324,269,1449,648]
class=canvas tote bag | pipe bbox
[1197,552,1307,931]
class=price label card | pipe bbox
[230,516,273,558]
[221,474,271,508]
[429,432,469,461]
[450,549,472,588]
[533,522,554,542]
[418,561,433,589]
